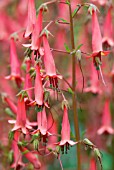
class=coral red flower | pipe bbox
[102,6,114,48]
[5,38,24,88]
[31,8,43,51]
[32,107,51,143]
[8,96,32,134]
[11,131,25,169]
[55,106,77,153]
[97,99,114,135]
[24,58,33,101]
[29,64,44,107]
[87,10,110,68]
[18,145,41,169]
[84,63,102,94]
[43,34,62,88]
[2,93,17,114]
[24,0,36,38]
[4,94,37,127]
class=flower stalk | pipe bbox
[68,1,81,170]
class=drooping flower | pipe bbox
[87,10,110,68]
[87,9,110,86]
[84,63,102,94]
[4,94,37,127]
[55,105,77,154]
[31,8,43,51]
[43,34,62,88]
[97,99,114,135]
[24,0,36,38]
[18,144,41,169]
[2,93,17,114]
[8,95,32,134]
[5,38,24,88]
[24,58,33,101]
[102,6,114,48]
[29,63,44,107]
[32,107,51,143]
[11,131,25,169]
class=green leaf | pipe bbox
[58,18,68,23]
[8,131,14,141]
[8,150,13,164]
[18,141,28,147]
[33,139,39,150]
[72,8,79,18]
[94,148,103,169]
[64,43,71,52]
[65,0,70,5]
[76,44,83,51]
[67,88,74,94]
[22,149,29,155]
[83,138,94,147]
[35,106,43,112]
[5,108,15,118]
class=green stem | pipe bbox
[68,1,81,170]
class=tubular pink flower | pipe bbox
[84,63,102,94]
[24,0,36,38]
[31,9,43,51]
[5,38,24,88]
[37,107,47,136]
[5,94,37,127]
[87,10,110,68]
[8,96,32,134]
[2,94,17,114]
[102,7,114,47]
[29,64,44,106]
[97,99,114,135]
[32,107,51,143]
[18,145,41,169]
[43,34,62,88]
[11,131,25,169]
[24,58,33,101]
[55,106,77,153]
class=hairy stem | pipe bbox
[68,1,81,170]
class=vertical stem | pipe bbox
[68,1,81,170]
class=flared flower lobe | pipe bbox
[97,99,114,135]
